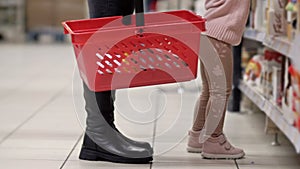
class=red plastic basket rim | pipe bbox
[62,10,206,37]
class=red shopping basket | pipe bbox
[63,9,205,92]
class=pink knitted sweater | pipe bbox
[204,0,250,45]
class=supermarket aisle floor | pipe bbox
[0,43,299,169]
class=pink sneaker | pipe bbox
[186,130,203,153]
[202,134,245,159]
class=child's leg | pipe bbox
[200,36,244,159]
[190,36,232,136]
[188,35,244,159]
[187,61,209,153]
[192,61,210,132]
[204,36,233,137]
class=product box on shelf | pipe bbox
[260,49,284,99]
[289,65,300,127]
[272,66,283,104]
[250,0,299,41]
[282,59,295,125]
[285,0,299,40]
[267,0,288,36]
[244,54,264,86]
[282,86,295,125]
[282,61,300,126]
[253,0,269,31]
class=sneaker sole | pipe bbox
[202,152,245,159]
[186,146,202,153]
[79,148,153,164]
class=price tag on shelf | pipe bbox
[275,38,289,56]
[264,36,291,57]
[264,36,273,47]
[252,94,258,104]
[273,39,281,50]
[254,94,264,110]
[285,124,292,137]
[289,127,298,147]
[256,32,266,42]
[264,101,272,115]
[272,108,281,128]
[282,117,288,132]
[244,85,249,94]
[244,83,252,98]
[257,101,265,110]
[241,82,247,92]
[263,101,268,112]
[257,97,265,110]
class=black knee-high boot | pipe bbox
[79,84,153,163]
[96,89,153,152]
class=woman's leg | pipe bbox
[87,0,134,18]
[79,0,153,164]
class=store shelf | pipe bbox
[263,35,291,58]
[239,80,300,154]
[243,28,266,43]
[243,28,299,64]
[0,0,25,41]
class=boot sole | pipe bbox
[186,146,202,153]
[202,152,245,159]
[79,148,153,164]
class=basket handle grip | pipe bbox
[134,0,145,27]
[122,0,145,27]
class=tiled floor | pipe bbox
[0,43,299,169]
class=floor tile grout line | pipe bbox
[0,84,69,145]
[60,133,84,169]
[234,159,240,169]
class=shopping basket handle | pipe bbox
[134,0,145,27]
[122,0,145,27]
